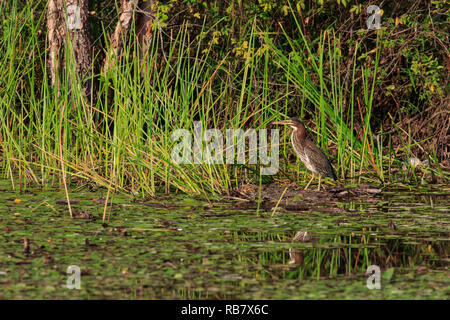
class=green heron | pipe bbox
[273,117,337,190]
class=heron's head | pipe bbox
[272,117,305,132]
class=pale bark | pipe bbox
[47,0,92,96]
[47,0,65,87]
[65,0,93,94]
[103,0,135,73]
[136,0,155,75]
[103,0,155,76]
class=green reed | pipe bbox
[0,0,446,198]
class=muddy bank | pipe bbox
[226,183,383,211]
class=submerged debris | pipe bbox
[229,183,382,212]
[72,210,95,219]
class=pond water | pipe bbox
[0,180,448,299]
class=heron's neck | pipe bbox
[291,125,306,141]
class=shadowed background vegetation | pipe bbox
[0,0,448,197]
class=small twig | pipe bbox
[222,195,250,202]
[23,236,30,254]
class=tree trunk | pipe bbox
[47,0,93,96]
[103,0,155,76]
[103,0,135,74]
[136,0,155,75]
[47,0,65,87]
[65,0,93,96]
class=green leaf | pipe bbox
[382,268,395,283]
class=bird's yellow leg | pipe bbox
[304,174,314,190]
[317,175,322,191]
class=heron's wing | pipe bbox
[304,140,337,180]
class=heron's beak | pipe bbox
[272,120,292,125]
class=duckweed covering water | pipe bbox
[0,180,448,299]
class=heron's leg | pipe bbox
[317,175,322,191]
[304,174,314,190]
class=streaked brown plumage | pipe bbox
[273,117,337,190]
